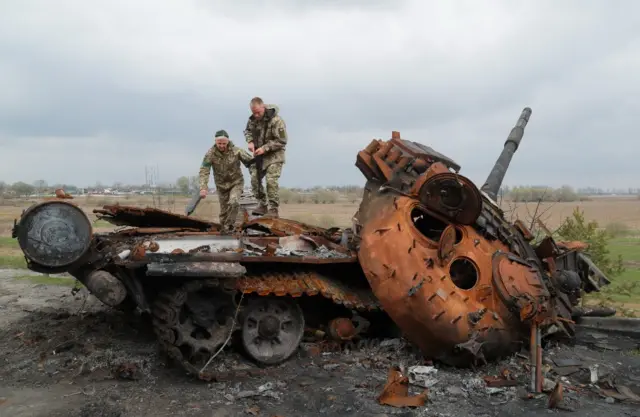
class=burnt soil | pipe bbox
[1,271,640,417]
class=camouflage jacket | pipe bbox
[243,104,287,167]
[199,141,254,191]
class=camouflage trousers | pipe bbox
[217,183,243,230]
[250,162,283,208]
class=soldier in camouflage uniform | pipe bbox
[199,130,254,232]
[243,97,288,218]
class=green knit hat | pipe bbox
[215,130,229,139]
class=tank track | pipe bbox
[234,270,381,312]
[151,270,380,381]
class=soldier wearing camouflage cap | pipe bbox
[243,96,288,218]
[199,130,254,232]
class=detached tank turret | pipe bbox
[352,107,611,367]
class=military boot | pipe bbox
[253,204,268,216]
[266,207,279,218]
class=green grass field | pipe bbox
[588,234,640,312]
[13,274,77,287]
[0,235,26,269]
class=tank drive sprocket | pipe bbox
[151,279,238,375]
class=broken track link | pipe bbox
[151,270,381,381]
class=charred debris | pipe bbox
[12,107,614,393]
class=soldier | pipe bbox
[243,96,288,217]
[199,130,254,232]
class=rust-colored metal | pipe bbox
[234,271,381,311]
[437,225,457,266]
[356,195,540,364]
[243,217,330,237]
[130,244,146,261]
[377,366,428,408]
[54,188,73,199]
[118,227,203,236]
[557,241,589,251]
[327,318,358,341]
[548,382,563,409]
[483,375,519,388]
[94,205,218,230]
[351,113,603,367]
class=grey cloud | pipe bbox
[0,0,639,189]
[194,0,407,16]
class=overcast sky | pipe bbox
[1,1,638,189]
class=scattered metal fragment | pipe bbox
[483,375,519,388]
[548,382,563,409]
[601,385,640,403]
[589,364,600,384]
[113,363,141,380]
[377,366,428,408]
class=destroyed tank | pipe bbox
[11,107,611,380]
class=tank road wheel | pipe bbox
[240,296,305,366]
[152,280,237,374]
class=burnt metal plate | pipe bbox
[418,173,482,225]
[94,205,216,230]
[16,201,93,268]
[437,225,457,266]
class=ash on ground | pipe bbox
[1,274,639,417]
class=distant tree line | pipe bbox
[0,180,62,197]
[2,179,639,204]
[499,185,590,202]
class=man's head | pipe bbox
[250,97,266,119]
[214,130,230,152]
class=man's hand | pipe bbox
[199,189,207,199]
[248,142,255,153]
[254,147,265,156]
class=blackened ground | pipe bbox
[1,271,640,417]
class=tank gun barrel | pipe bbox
[480,107,532,201]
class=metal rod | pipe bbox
[530,324,537,392]
[536,329,543,392]
[144,252,242,263]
